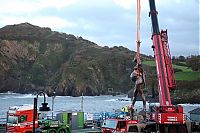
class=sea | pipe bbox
[0,92,199,119]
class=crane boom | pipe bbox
[149,0,171,106]
[148,0,185,126]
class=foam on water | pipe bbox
[104,99,118,102]
[14,94,34,98]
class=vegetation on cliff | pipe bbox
[0,23,137,96]
[0,23,199,103]
[142,56,200,104]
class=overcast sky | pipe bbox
[0,0,199,56]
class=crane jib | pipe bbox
[154,35,171,106]
[149,0,172,106]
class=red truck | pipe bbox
[7,104,38,133]
[101,118,138,133]
[6,104,73,133]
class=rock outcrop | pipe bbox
[0,23,140,96]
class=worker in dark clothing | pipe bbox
[130,64,146,111]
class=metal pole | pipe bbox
[52,96,55,119]
[33,97,37,133]
[81,93,83,112]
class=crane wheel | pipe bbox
[128,126,138,132]
[145,127,152,133]
[178,126,187,133]
[48,129,57,133]
[58,128,67,133]
[168,126,177,133]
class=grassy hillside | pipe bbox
[175,71,200,81]
[142,60,199,81]
[142,59,200,103]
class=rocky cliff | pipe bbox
[0,23,144,96]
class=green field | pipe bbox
[142,60,156,67]
[143,60,200,81]
[175,71,200,81]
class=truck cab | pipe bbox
[101,119,138,133]
[7,104,37,133]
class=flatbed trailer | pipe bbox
[72,128,102,133]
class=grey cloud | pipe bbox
[1,0,198,56]
[38,0,200,56]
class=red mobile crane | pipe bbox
[148,0,186,132]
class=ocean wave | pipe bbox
[104,98,131,102]
[0,93,49,99]
[104,99,118,102]
[0,91,17,95]
[81,96,95,98]
[14,94,34,98]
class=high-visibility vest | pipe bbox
[121,106,128,112]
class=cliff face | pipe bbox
[0,23,199,104]
[0,23,141,96]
